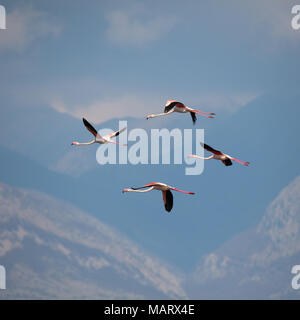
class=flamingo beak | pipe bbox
[122,189,129,193]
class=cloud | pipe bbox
[106,8,177,46]
[51,95,162,123]
[50,90,259,124]
[225,0,300,48]
[0,6,60,53]
[186,92,260,113]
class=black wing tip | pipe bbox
[165,205,172,212]
[190,112,197,124]
[115,128,126,137]
[201,142,210,149]
[82,118,90,126]
[223,159,233,166]
[164,190,173,212]
[82,117,98,136]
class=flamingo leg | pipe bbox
[192,110,214,118]
[231,157,250,166]
[170,187,195,195]
[105,140,127,146]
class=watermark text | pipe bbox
[0,4,6,30]
[0,265,6,289]
[95,121,205,175]
[291,265,300,290]
[291,5,300,30]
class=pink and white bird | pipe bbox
[122,182,195,212]
[188,142,250,167]
[146,100,215,124]
[71,118,127,146]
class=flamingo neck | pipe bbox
[73,140,95,146]
[125,187,154,193]
[148,112,171,119]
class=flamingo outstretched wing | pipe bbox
[105,127,127,139]
[222,158,233,166]
[200,142,223,155]
[130,183,157,190]
[164,103,176,113]
[82,118,102,139]
[162,190,173,212]
[190,112,197,124]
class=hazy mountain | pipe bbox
[186,175,300,299]
[0,101,153,176]
[0,182,186,299]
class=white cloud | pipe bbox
[51,94,162,123]
[190,92,261,113]
[50,91,259,124]
[0,6,60,53]
[106,8,177,46]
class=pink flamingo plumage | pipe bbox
[71,118,127,146]
[189,142,250,166]
[122,182,195,212]
[146,100,215,124]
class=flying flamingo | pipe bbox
[146,100,215,124]
[122,182,195,212]
[71,118,127,146]
[188,142,250,167]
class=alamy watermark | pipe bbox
[291,5,300,30]
[95,121,205,175]
[0,4,6,30]
[0,265,6,289]
[291,265,300,290]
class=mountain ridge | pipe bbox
[0,181,186,299]
[186,175,300,299]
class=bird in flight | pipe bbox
[188,142,250,166]
[122,182,195,212]
[146,100,215,124]
[71,118,127,146]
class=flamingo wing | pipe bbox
[200,142,223,155]
[190,112,197,124]
[162,190,173,212]
[164,101,177,113]
[131,183,157,190]
[222,158,232,166]
[106,127,126,139]
[82,118,102,139]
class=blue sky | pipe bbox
[1,0,299,122]
[1,0,300,270]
